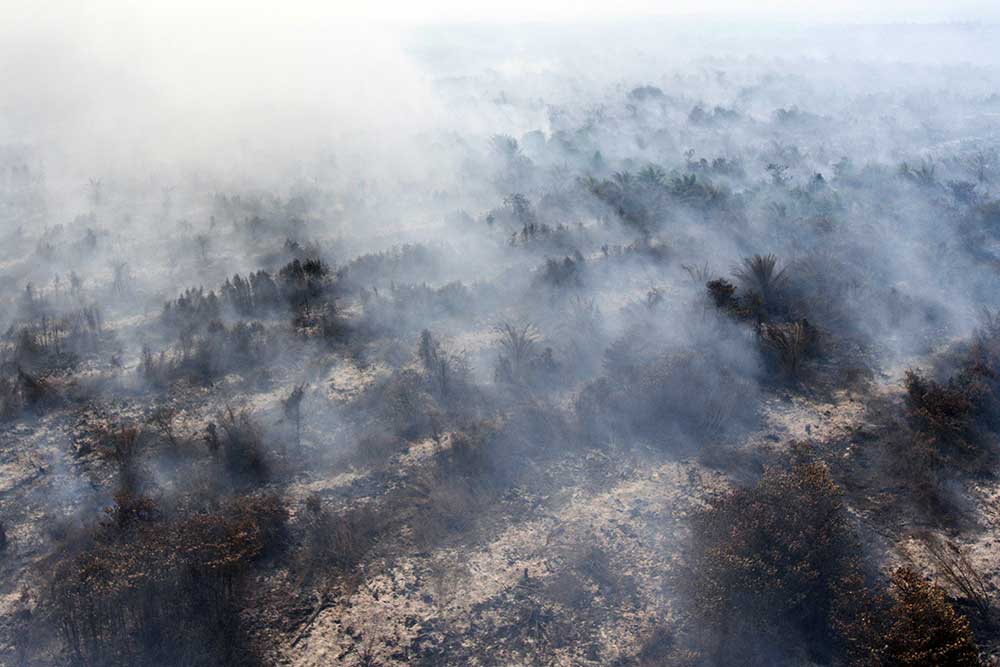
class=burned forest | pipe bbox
[3,5,1000,666]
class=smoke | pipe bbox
[2,3,444,197]
[4,6,1000,665]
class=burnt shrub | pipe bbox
[703,254,799,327]
[300,494,378,575]
[213,407,269,483]
[317,304,351,343]
[902,331,1000,472]
[343,243,442,288]
[0,375,20,420]
[916,533,992,621]
[147,405,182,451]
[536,253,585,288]
[904,370,977,455]
[162,287,221,331]
[3,306,104,374]
[685,463,864,665]
[407,468,482,539]
[359,281,475,336]
[49,494,287,667]
[104,488,159,530]
[417,329,471,402]
[577,330,759,448]
[760,319,819,377]
[278,257,330,310]
[166,260,333,328]
[350,367,443,442]
[220,271,284,316]
[882,426,954,518]
[0,366,63,419]
[405,427,501,544]
[437,428,497,480]
[142,320,273,387]
[93,423,145,491]
[877,568,983,666]
[706,278,736,308]
[839,567,984,667]
[869,318,1000,514]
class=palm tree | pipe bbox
[638,164,666,187]
[966,149,996,184]
[612,171,634,189]
[733,253,787,303]
[682,262,713,284]
[494,322,539,385]
[762,320,813,375]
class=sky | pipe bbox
[8,0,1000,28]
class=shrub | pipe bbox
[344,244,440,288]
[686,462,863,664]
[537,253,585,288]
[211,407,269,482]
[577,338,758,448]
[761,319,818,377]
[147,405,181,450]
[905,371,974,437]
[682,263,713,285]
[879,568,983,666]
[142,320,273,387]
[842,568,984,666]
[704,278,736,307]
[50,494,286,666]
[359,281,474,336]
[0,367,62,418]
[0,376,20,420]
[221,272,282,316]
[163,287,221,331]
[916,533,992,621]
[354,369,439,441]
[417,330,470,400]
[4,306,103,373]
[903,369,986,467]
[102,425,142,489]
[278,257,330,310]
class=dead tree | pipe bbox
[282,385,306,452]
